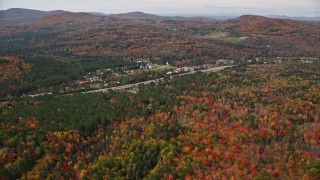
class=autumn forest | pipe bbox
[0,8,319,179]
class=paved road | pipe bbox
[29,92,53,98]
[85,66,231,93]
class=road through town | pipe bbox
[85,66,231,93]
[29,66,231,97]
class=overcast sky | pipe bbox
[0,0,319,17]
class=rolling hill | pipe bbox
[0,9,319,59]
[217,15,320,57]
[0,8,67,22]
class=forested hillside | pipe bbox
[0,56,136,97]
[1,61,319,179]
[1,12,320,59]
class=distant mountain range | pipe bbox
[267,15,320,22]
[0,8,217,23]
[102,11,218,22]
[0,8,68,22]
[1,8,319,23]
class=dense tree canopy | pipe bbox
[1,14,319,59]
[1,61,319,179]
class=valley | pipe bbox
[0,8,319,179]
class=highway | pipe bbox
[84,66,231,93]
[28,66,231,97]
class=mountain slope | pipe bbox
[216,15,320,56]
[0,12,319,59]
[0,8,66,22]
[222,15,317,35]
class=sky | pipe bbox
[0,0,319,17]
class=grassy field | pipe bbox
[202,31,248,43]
[203,31,228,38]
[151,64,175,71]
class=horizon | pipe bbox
[0,0,319,17]
[1,8,320,19]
